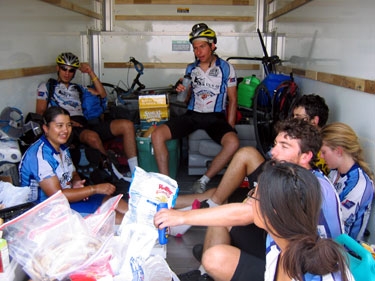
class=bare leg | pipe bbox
[79,129,107,155]
[203,244,241,281]
[110,119,137,159]
[203,226,231,253]
[204,132,239,179]
[210,146,265,205]
[151,125,172,175]
[174,188,217,209]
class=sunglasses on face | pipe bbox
[60,66,76,73]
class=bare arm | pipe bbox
[79,63,106,98]
[36,99,47,115]
[154,200,254,229]
[226,85,237,127]
[39,176,116,203]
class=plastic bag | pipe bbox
[0,181,31,208]
[113,167,179,280]
[112,224,158,281]
[120,166,179,228]
[0,191,120,281]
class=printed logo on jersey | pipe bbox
[208,68,219,77]
[342,199,355,209]
[194,76,205,86]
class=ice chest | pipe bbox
[237,75,261,108]
[136,137,180,179]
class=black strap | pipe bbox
[46,78,57,106]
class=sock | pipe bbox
[199,175,210,184]
[170,199,200,237]
[206,198,219,207]
[127,157,138,174]
[199,264,207,275]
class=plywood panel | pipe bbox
[115,0,254,5]
[40,0,102,19]
[0,66,56,80]
[277,65,375,94]
[115,15,254,22]
[104,62,260,70]
[267,0,313,21]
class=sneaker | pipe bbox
[106,150,120,169]
[199,200,209,209]
[192,180,206,194]
[177,270,201,281]
[192,244,203,263]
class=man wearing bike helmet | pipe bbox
[152,23,239,193]
[36,52,139,174]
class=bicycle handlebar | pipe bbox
[129,57,144,75]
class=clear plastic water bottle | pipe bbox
[177,74,191,102]
[157,202,169,245]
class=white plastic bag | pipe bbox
[114,167,179,280]
[112,224,158,281]
[0,181,30,208]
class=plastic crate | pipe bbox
[0,202,36,223]
[136,137,180,179]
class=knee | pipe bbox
[81,131,102,148]
[111,119,134,136]
[202,246,227,273]
[235,146,260,160]
[151,126,168,144]
[222,133,240,152]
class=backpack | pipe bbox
[47,78,107,121]
[253,73,300,157]
[271,74,300,123]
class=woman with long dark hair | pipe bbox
[19,106,127,224]
[253,161,353,281]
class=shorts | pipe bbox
[70,116,114,143]
[229,224,267,281]
[230,224,267,259]
[230,250,265,281]
[166,110,236,144]
[69,194,106,215]
[229,162,268,281]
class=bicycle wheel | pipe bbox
[253,84,275,158]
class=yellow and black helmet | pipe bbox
[56,52,80,68]
[189,23,217,44]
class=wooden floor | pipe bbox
[165,157,222,276]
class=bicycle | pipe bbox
[228,29,300,158]
[101,57,175,107]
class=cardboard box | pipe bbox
[138,94,167,108]
[139,105,169,122]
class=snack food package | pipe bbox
[120,166,179,229]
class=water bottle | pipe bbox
[157,202,169,245]
[177,74,191,102]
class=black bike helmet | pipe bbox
[189,23,217,44]
[56,52,80,68]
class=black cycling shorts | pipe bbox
[166,110,236,144]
